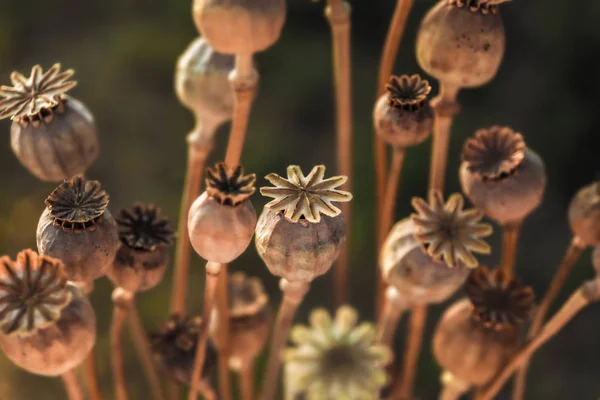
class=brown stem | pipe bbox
[429,83,460,194]
[438,372,470,400]
[188,262,222,400]
[62,369,84,400]
[170,120,216,315]
[375,0,415,319]
[128,300,166,400]
[240,361,255,400]
[82,350,101,400]
[261,279,310,400]
[325,0,353,307]
[199,380,218,400]
[395,305,428,400]
[377,286,407,347]
[216,264,233,400]
[511,236,586,400]
[478,280,598,400]
[500,222,522,279]
[111,288,133,400]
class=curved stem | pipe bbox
[375,0,415,318]
[261,279,310,400]
[511,236,586,400]
[395,305,428,400]
[111,290,132,400]
[500,221,522,279]
[188,262,222,400]
[429,83,460,194]
[479,281,598,400]
[128,300,166,400]
[325,0,353,307]
[62,369,84,400]
[377,286,407,347]
[240,361,255,400]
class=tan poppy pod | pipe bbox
[568,181,600,246]
[373,74,434,149]
[108,203,174,293]
[209,272,271,369]
[37,176,119,284]
[460,126,547,225]
[0,64,99,182]
[192,0,286,55]
[416,0,506,89]
[0,250,96,376]
[188,163,257,263]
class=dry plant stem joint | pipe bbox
[439,372,470,400]
[377,286,407,346]
[62,369,84,400]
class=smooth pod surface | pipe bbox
[108,245,169,293]
[373,94,433,149]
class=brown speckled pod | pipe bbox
[568,181,600,246]
[193,0,286,55]
[460,126,546,225]
[37,177,119,284]
[416,0,505,89]
[0,64,98,182]
[108,204,174,293]
[0,250,96,376]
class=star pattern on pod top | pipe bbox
[0,64,76,120]
[205,162,256,206]
[260,165,352,223]
[386,74,431,110]
[411,191,492,268]
[116,203,174,251]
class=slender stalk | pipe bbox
[199,380,218,400]
[396,305,428,400]
[218,342,233,400]
[239,362,255,400]
[216,264,233,400]
[62,369,84,400]
[111,288,134,400]
[188,262,222,400]
[375,0,416,318]
[438,372,470,400]
[379,149,405,251]
[325,0,353,307]
[261,279,310,400]
[500,222,522,279]
[377,286,407,347]
[170,120,216,316]
[478,280,598,400]
[429,82,460,194]
[511,236,586,400]
[82,351,101,400]
[128,300,166,400]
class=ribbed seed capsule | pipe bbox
[568,181,600,246]
[0,64,99,181]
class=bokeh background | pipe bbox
[0,0,598,398]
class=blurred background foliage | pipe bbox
[0,0,598,398]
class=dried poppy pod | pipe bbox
[0,64,99,182]
[193,0,286,56]
[149,314,217,385]
[256,165,353,283]
[373,74,434,149]
[433,267,533,388]
[0,250,96,376]
[381,192,492,305]
[568,181,600,246]
[108,203,174,293]
[416,0,507,89]
[37,176,119,284]
[209,272,271,369]
[460,126,547,225]
[188,162,257,263]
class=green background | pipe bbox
[0,0,598,398]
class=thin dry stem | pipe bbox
[82,350,102,400]
[478,281,598,400]
[500,222,522,279]
[217,264,233,400]
[111,303,130,400]
[376,286,407,347]
[396,305,428,400]
[325,0,353,307]
[188,263,222,400]
[199,380,218,400]
[128,301,166,400]
[240,362,255,400]
[512,236,586,399]
[438,373,470,400]
[261,280,310,400]
[62,369,84,400]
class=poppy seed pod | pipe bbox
[0,250,96,376]
[149,314,217,385]
[373,74,434,149]
[108,204,174,293]
[433,267,533,386]
[189,162,257,263]
[568,181,600,246]
[416,0,506,89]
[460,126,547,225]
[37,176,119,284]
[209,272,271,369]
[256,165,352,283]
[193,0,286,55]
[0,64,99,182]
